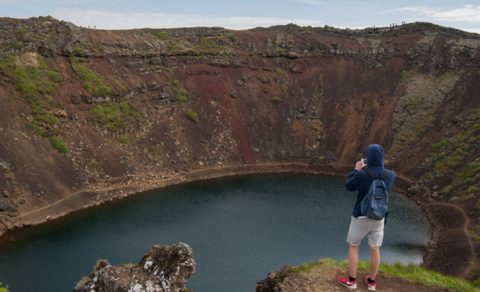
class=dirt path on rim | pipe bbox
[399,175,476,278]
[1,162,340,233]
[424,201,475,278]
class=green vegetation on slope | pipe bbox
[185,108,198,122]
[0,211,15,220]
[117,134,130,144]
[390,73,458,158]
[275,67,287,78]
[0,283,9,292]
[170,79,188,103]
[193,37,226,54]
[161,35,229,55]
[423,110,480,198]
[274,67,289,96]
[420,112,480,279]
[271,96,283,103]
[49,135,69,154]
[70,56,114,96]
[0,53,69,154]
[72,46,87,57]
[0,54,62,102]
[154,31,169,40]
[93,101,140,133]
[291,258,477,292]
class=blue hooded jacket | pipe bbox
[345,144,396,218]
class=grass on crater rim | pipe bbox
[291,258,477,292]
[0,282,10,292]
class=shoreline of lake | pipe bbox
[0,162,472,277]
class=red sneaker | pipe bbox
[337,275,357,289]
[364,275,376,291]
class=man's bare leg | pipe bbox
[349,245,359,278]
[369,246,380,279]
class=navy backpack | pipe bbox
[360,168,389,220]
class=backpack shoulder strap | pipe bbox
[381,170,387,181]
[364,168,386,181]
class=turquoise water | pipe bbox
[0,174,431,292]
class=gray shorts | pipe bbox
[346,216,385,247]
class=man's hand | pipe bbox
[355,159,365,171]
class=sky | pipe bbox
[0,0,479,33]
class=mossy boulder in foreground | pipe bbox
[74,243,195,292]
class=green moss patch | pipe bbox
[275,67,287,78]
[49,135,69,154]
[177,87,188,103]
[70,57,113,96]
[271,96,283,103]
[93,101,140,133]
[193,37,225,54]
[0,53,63,101]
[117,134,130,144]
[72,47,87,57]
[170,79,188,103]
[185,108,198,122]
[167,42,180,54]
[0,53,68,153]
[154,31,169,40]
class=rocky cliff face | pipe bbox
[0,17,479,280]
[74,243,195,292]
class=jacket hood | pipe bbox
[366,144,384,173]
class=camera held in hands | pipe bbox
[362,158,368,167]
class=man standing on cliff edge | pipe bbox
[337,144,395,291]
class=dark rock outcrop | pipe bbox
[74,243,195,292]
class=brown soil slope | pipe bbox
[0,17,479,282]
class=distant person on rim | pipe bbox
[337,144,395,291]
